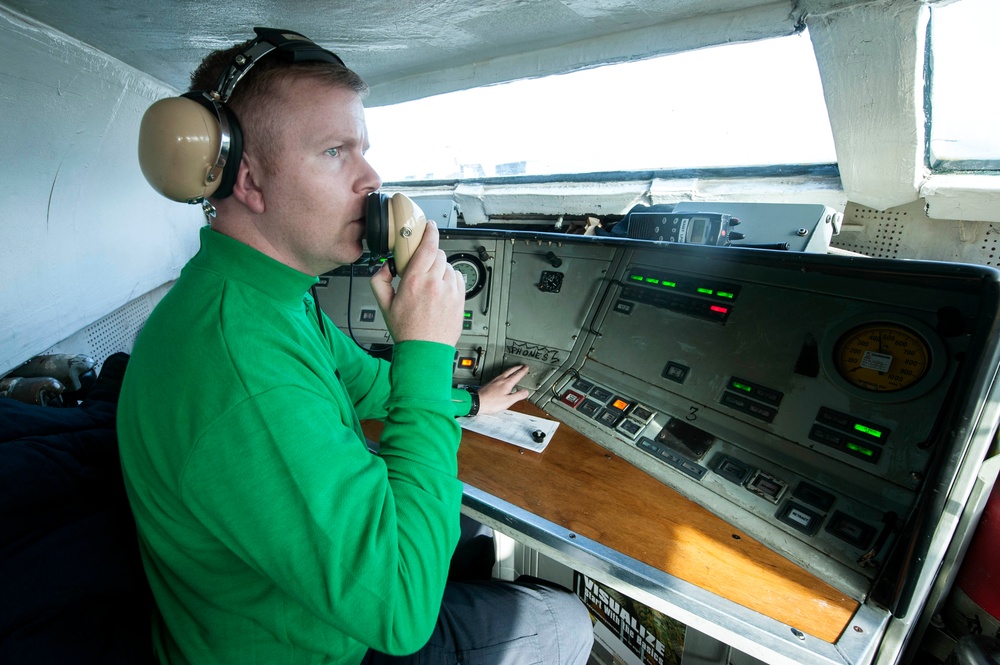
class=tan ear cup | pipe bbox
[386,193,427,276]
[138,97,224,202]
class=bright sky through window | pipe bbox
[928,0,1000,168]
[365,32,836,182]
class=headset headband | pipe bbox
[180,28,345,200]
[211,27,346,103]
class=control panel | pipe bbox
[319,226,1000,618]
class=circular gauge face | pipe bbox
[832,320,945,401]
[448,253,487,300]
[832,322,933,394]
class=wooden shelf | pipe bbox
[363,402,858,643]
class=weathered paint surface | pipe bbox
[0,8,203,373]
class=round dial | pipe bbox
[834,323,930,392]
[448,253,487,299]
[821,314,948,403]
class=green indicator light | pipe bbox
[464,311,473,319]
[732,381,752,393]
[630,274,644,282]
[717,291,735,299]
[697,287,714,295]
[662,281,677,288]
[854,424,882,438]
[645,277,660,285]
[846,442,875,457]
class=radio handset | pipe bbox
[364,192,427,276]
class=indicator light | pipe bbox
[630,274,644,282]
[732,381,752,393]
[846,442,875,457]
[464,311,473,319]
[645,277,660,285]
[717,291,735,299]
[710,305,729,314]
[697,287,714,295]
[612,398,629,410]
[854,424,882,438]
[662,281,676,288]
[459,358,475,368]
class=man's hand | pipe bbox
[477,365,531,415]
[370,222,465,346]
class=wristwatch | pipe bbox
[466,388,480,417]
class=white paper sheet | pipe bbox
[459,409,560,453]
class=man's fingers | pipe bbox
[369,262,395,312]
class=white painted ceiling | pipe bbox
[4,0,797,105]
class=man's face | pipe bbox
[249,77,382,276]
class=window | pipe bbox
[928,0,1000,171]
[364,32,836,182]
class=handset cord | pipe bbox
[311,258,379,352]
[346,258,374,351]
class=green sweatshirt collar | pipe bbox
[190,226,319,304]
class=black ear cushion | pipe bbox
[212,105,243,200]
[365,192,390,256]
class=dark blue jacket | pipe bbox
[0,358,153,665]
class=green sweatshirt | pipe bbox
[118,226,472,665]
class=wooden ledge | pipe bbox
[362,402,858,643]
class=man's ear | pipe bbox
[230,152,266,214]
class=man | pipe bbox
[118,29,593,665]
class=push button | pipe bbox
[616,418,644,439]
[713,455,751,485]
[793,482,835,512]
[628,403,655,424]
[560,390,585,408]
[721,391,749,410]
[826,511,876,549]
[746,470,787,504]
[589,386,613,403]
[776,500,823,536]
[662,362,690,384]
[596,409,623,428]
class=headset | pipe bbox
[137,27,426,275]
[137,27,344,204]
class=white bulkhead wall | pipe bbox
[803,0,1000,222]
[0,7,202,374]
[805,0,928,212]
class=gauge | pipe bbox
[821,314,947,403]
[447,253,487,299]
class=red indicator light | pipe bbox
[710,305,729,314]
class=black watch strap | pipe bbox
[466,389,480,417]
